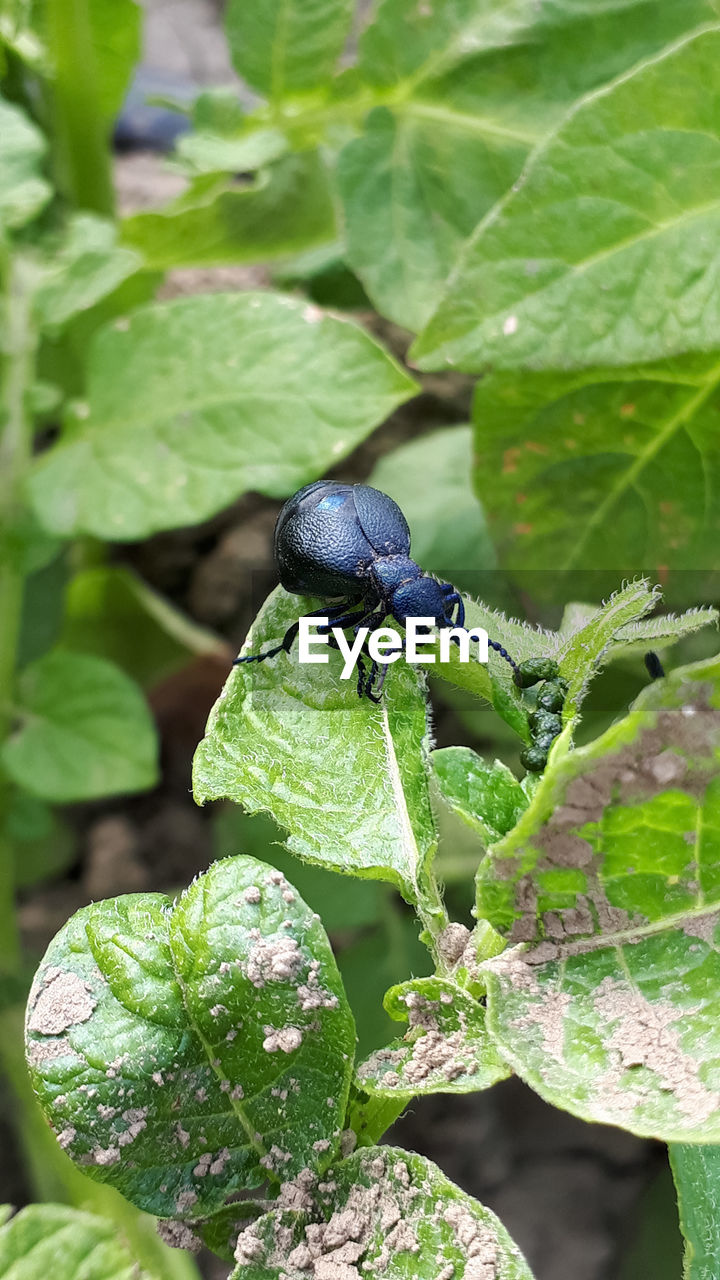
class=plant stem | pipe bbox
[0,253,37,973]
[45,0,115,215]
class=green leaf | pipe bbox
[413,27,720,372]
[122,153,336,270]
[225,0,353,99]
[59,566,226,688]
[342,0,717,332]
[336,104,525,331]
[176,125,289,176]
[0,97,51,232]
[0,1203,150,1279]
[479,654,720,1140]
[355,976,509,1096]
[28,291,417,539]
[231,1146,535,1279]
[193,588,439,914]
[556,579,659,720]
[670,1144,720,1280]
[432,746,528,842]
[368,425,498,593]
[471,359,720,577]
[1,651,158,802]
[34,215,141,333]
[26,856,355,1218]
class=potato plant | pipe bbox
[1,0,720,1277]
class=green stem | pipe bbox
[0,253,37,973]
[45,0,114,215]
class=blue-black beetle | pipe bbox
[233,480,519,702]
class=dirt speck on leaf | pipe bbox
[593,977,720,1124]
[263,1026,303,1053]
[27,968,97,1035]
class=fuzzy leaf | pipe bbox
[0,1204,149,1280]
[1,651,158,802]
[670,1144,720,1280]
[413,28,720,372]
[193,588,439,914]
[432,746,528,842]
[29,292,417,539]
[26,856,355,1218]
[355,976,509,1097]
[230,1146,534,1279]
[479,654,720,1140]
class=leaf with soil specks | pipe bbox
[0,1203,150,1279]
[230,1146,535,1279]
[25,857,355,1220]
[478,654,720,1140]
[355,977,509,1097]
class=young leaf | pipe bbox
[0,97,52,232]
[471,360,720,577]
[355,976,509,1097]
[26,856,355,1218]
[225,0,353,99]
[28,291,418,539]
[193,588,439,917]
[478,654,720,1140]
[413,27,720,372]
[122,153,336,270]
[231,1146,535,1279]
[342,0,715,332]
[0,1203,150,1280]
[1,650,158,802]
[432,746,528,843]
[669,1144,720,1280]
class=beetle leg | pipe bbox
[441,590,465,629]
[233,600,359,666]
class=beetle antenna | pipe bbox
[487,638,520,675]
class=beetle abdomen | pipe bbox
[274,481,411,598]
